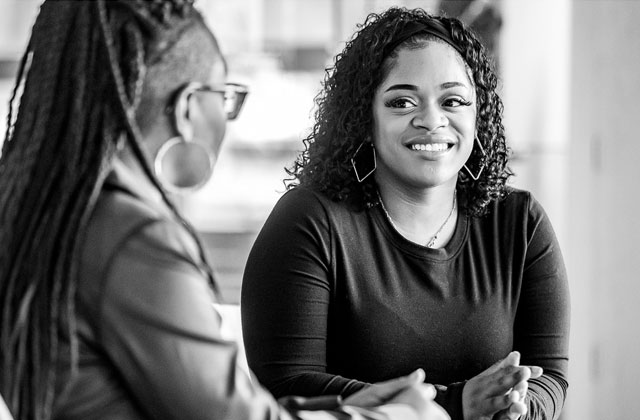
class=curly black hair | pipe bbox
[285,7,512,216]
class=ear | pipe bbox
[171,83,200,141]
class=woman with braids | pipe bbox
[241,7,570,420]
[0,2,451,420]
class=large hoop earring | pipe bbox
[351,141,376,183]
[463,137,487,181]
[154,137,215,193]
[154,83,215,193]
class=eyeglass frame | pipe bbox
[171,82,249,122]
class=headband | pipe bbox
[382,19,463,59]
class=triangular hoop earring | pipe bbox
[463,137,487,181]
[351,141,377,183]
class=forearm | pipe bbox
[260,368,368,399]
[523,373,568,420]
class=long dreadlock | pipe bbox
[0,1,217,419]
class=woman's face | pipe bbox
[372,41,477,190]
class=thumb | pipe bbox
[402,368,426,386]
[374,368,425,395]
[405,368,426,384]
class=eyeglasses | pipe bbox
[192,82,249,120]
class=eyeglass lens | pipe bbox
[223,84,248,120]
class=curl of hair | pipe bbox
[0,1,217,419]
[285,7,512,215]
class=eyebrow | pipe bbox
[384,81,469,93]
[441,81,468,89]
[384,84,418,92]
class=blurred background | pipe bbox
[1,0,639,419]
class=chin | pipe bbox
[406,173,458,189]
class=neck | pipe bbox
[376,177,458,248]
[116,119,173,195]
[118,142,153,184]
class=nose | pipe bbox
[411,105,448,131]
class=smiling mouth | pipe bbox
[409,143,452,152]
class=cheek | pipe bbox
[457,111,477,143]
[372,109,403,147]
[371,98,391,144]
[372,118,394,156]
[208,114,227,153]
[198,96,227,152]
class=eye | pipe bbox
[442,97,472,108]
[384,97,417,109]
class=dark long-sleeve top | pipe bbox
[51,160,419,420]
[241,186,570,420]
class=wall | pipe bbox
[502,1,640,419]
[500,0,571,245]
[569,1,640,419]
[500,1,584,418]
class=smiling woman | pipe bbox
[242,7,570,420]
[372,40,477,245]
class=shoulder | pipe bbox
[275,187,337,211]
[270,186,352,224]
[495,187,532,211]
[83,187,164,267]
[79,186,200,301]
[252,187,357,254]
[487,187,559,248]
[487,187,548,221]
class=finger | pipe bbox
[504,365,536,387]
[389,385,448,420]
[479,351,521,378]
[390,383,437,404]
[485,389,521,413]
[510,351,521,366]
[526,365,543,378]
[475,392,513,415]
[463,365,527,408]
[512,380,529,401]
[422,383,437,400]
[507,390,521,404]
[506,401,528,419]
[343,370,427,407]
[372,369,426,398]
[480,365,530,396]
[495,403,526,420]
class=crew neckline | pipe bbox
[371,202,468,261]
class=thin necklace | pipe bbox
[377,190,457,248]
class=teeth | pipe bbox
[410,143,449,152]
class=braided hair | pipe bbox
[0,1,217,419]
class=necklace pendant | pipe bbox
[377,190,456,249]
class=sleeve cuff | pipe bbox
[435,381,466,420]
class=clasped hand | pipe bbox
[344,368,450,420]
[462,351,543,420]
